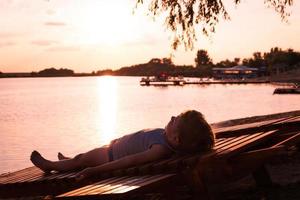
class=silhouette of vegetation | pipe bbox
[195,49,212,67]
[97,47,300,78]
[1,47,299,79]
[215,59,237,68]
[241,47,300,74]
[31,68,74,77]
[136,0,293,50]
[194,49,213,76]
[98,57,198,76]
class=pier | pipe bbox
[140,79,270,86]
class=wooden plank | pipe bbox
[0,166,37,182]
[274,115,300,124]
[13,172,45,183]
[214,137,231,147]
[1,167,43,184]
[273,131,300,148]
[215,135,249,149]
[217,130,278,158]
[58,174,176,199]
[35,171,76,182]
[104,174,175,194]
[59,176,129,197]
[22,172,75,183]
[91,175,155,195]
[73,176,151,196]
[178,135,257,170]
[215,116,298,138]
[231,146,286,162]
[216,133,264,155]
[0,167,40,184]
[214,118,281,135]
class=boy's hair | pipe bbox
[177,110,215,153]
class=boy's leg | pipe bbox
[31,147,110,172]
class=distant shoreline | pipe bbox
[1,74,299,83]
[0,73,98,79]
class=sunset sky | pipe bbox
[0,0,300,73]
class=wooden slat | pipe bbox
[103,174,173,194]
[274,115,300,125]
[0,167,38,184]
[216,133,263,154]
[24,172,74,183]
[58,174,175,198]
[215,115,298,138]
[214,118,281,135]
[12,172,45,183]
[214,137,232,147]
[1,167,43,184]
[88,176,152,195]
[215,135,249,149]
[217,130,278,158]
[60,176,129,197]
[273,132,300,148]
[0,166,38,183]
[35,171,75,182]
[73,176,150,196]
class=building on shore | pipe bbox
[212,65,259,79]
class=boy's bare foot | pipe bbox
[58,152,70,160]
[30,150,52,173]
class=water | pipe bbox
[0,76,299,173]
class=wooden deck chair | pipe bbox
[1,116,300,199]
[0,131,276,199]
[53,130,290,200]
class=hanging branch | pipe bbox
[136,0,293,50]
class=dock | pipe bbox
[140,79,270,86]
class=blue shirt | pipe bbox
[110,128,175,160]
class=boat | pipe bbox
[273,87,300,94]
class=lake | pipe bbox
[0,76,299,173]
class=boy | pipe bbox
[31,110,215,181]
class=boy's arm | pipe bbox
[76,144,172,180]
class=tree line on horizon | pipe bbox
[97,47,300,77]
[1,47,299,78]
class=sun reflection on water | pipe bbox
[97,76,118,144]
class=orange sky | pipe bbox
[0,0,300,73]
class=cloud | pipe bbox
[46,46,80,52]
[0,32,20,38]
[0,41,15,48]
[31,40,59,46]
[44,22,66,26]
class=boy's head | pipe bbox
[165,110,215,153]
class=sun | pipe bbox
[75,1,141,46]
